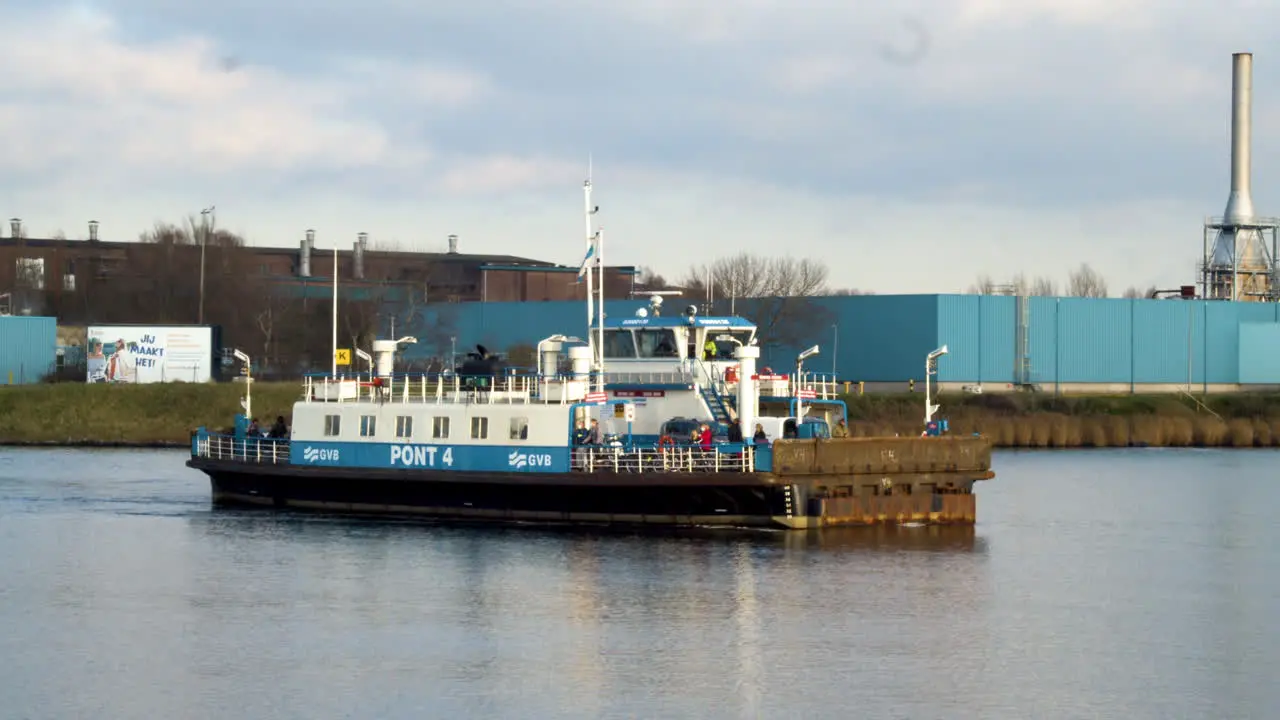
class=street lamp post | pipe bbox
[450,336,457,372]
[198,206,215,324]
[832,323,838,377]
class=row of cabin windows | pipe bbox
[602,328,755,360]
[322,414,530,440]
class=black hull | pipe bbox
[191,458,793,529]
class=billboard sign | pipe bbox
[86,325,214,383]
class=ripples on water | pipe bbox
[0,447,1277,719]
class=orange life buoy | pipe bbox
[658,435,677,450]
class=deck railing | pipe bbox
[571,444,756,473]
[194,432,291,464]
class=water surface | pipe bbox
[0,447,1276,719]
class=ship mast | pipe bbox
[583,163,595,371]
[596,226,605,393]
[583,157,604,391]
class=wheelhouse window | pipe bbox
[432,416,450,439]
[324,414,340,436]
[471,416,489,439]
[708,330,754,360]
[360,415,376,437]
[634,329,678,358]
[396,416,413,438]
[510,416,529,440]
[603,330,636,359]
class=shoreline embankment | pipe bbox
[4,383,1280,449]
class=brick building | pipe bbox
[0,220,639,319]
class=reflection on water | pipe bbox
[0,447,1278,719]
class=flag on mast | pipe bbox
[577,233,598,280]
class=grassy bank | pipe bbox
[841,391,1280,448]
[4,383,1280,448]
[0,382,303,445]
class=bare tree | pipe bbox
[826,288,875,295]
[675,253,832,352]
[681,254,829,303]
[1121,285,1158,299]
[369,237,405,252]
[635,265,669,290]
[1067,263,1109,298]
[1031,276,1057,296]
[968,274,996,294]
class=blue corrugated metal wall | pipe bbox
[406,294,1280,385]
[0,316,56,384]
[756,295,938,381]
[930,295,1280,386]
[1238,323,1280,383]
[406,300,647,359]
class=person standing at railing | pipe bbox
[584,419,602,445]
[753,423,768,444]
[727,422,743,443]
[698,424,712,450]
[268,416,288,439]
[832,419,849,438]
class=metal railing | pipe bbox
[194,432,291,464]
[602,369,695,386]
[571,444,756,473]
[304,373,543,405]
[794,372,839,400]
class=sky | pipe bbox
[5,1,1280,294]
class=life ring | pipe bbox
[658,435,677,450]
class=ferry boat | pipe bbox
[186,182,994,530]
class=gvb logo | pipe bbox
[508,450,553,469]
[301,446,340,463]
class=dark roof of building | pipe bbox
[0,236,553,266]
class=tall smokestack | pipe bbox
[88,220,99,241]
[1225,52,1256,223]
[447,234,458,254]
[9,218,20,239]
[1204,51,1276,302]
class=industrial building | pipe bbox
[0,221,640,321]
[412,294,1280,394]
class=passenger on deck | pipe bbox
[832,419,849,438]
[727,422,743,443]
[584,419,602,445]
[703,339,717,360]
[246,418,261,436]
[753,423,768,443]
[699,424,712,449]
[268,416,289,439]
[572,421,589,445]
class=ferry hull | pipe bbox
[187,457,986,530]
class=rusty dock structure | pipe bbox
[763,435,993,528]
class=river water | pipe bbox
[0,447,1276,719]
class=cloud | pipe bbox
[0,6,487,179]
[6,1,1280,298]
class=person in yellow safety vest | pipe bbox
[704,338,717,360]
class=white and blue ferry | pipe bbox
[186,181,995,528]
